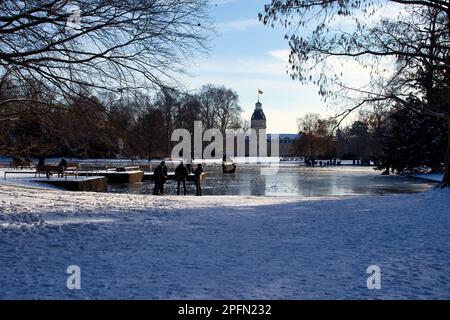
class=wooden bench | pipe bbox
[62,163,79,178]
[35,163,79,179]
[10,158,34,169]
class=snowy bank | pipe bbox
[410,172,444,183]
[0,183,450,299]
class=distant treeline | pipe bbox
[0,79,245,159]
[296,97,448,173]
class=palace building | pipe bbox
[249,99,299,158]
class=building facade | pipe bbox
[249,100,299,158]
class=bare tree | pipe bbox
[213,87,242,133]
[260,0,450,185]
[198,84,218,129]
[0,0,212,101]
[198,85,242,133]
[297,113,320,158]
[297,113,335,158]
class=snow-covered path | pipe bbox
[1,183,450,299]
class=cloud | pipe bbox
[182,48,384,132]
[268,50,291,63]
[181,54,330,132]
[217,18,261,32]
[209,0,239,5]
[329,2,408,31]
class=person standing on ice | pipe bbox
[152,161,168,195]
[57,158,67,177]
[175,161,188,196]
[194,164,203,196]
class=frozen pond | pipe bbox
[1,164,449,299]
[109,164,437,197]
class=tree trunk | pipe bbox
[443,24,450,188]
[442,66,450,187]
[443,12,450,187]
[443,112,450,187]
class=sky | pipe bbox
[181,0,401,133]
[181,0,329,133]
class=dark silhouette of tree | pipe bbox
[378,99,447,173]
[0,0,212,99]
[0,0,213,157]
[297,113,336,158]
[0,81,246,158]
[260,0,450,185]
[198,85,243,132]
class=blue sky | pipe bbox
[181,0,401,133]
[182,0,328,133]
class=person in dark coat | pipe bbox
[58,158,68,177]
[175,161,189,196]
[152,161,168,195]
[38,157,45,169]
[194,164,203,196]
[37,157,50,179]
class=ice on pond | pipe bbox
[110,165,436,196]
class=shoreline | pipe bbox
[407,172,443,183]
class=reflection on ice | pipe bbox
[109,165,436,197]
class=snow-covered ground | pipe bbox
[0,170,105,190]
[411,172,444,182]
[1,177,450,299]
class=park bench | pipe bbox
[63,163,79,177]
[10,157,34,169]
[35,163,79,179]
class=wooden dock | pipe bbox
[39,176,108,192]
[77,170,144,184]
[3,166,207,192]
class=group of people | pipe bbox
[304,157,343,167]
[152,161,203,196]
[37,157,68,178]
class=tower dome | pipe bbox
[251,101,266,121]
[251,100,267,130]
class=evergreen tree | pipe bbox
[378,99,447,174]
